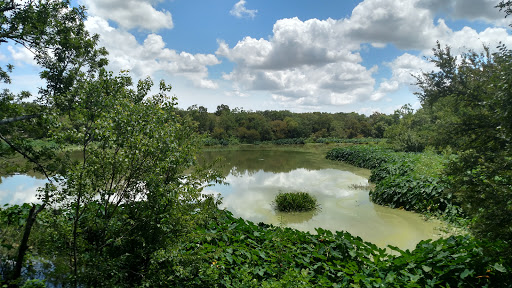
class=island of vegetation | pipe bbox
[273,191,319,213]
[1,1,511,287]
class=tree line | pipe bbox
[181,105,393,143]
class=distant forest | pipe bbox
[181,104,394,143]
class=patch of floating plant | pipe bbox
[272,190,320,213]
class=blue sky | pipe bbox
[1,0,511,114]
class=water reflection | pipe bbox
[203,149,443,250]
[0,175,47,205]
[201,148,371,178]
[0,148,444,250]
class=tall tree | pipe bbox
[388,41,512,250]
[0,1,107,285]
[43,71,221,287]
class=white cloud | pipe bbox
[217,0,512,111]
[0,51,7,62]
[230,0,257,19]
[7,73,45,97]
[439,26,512,54]
[85,16,220,89]
[343,0,452,50]
[7,46,36,66]
[74,0,512,112]
[82,0,173,31]
[373,53,436,101]
[419,0,506,25]
[216,17,378,108]
[343,0,511,51]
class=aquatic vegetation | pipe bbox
[145,210,510,287]
[273,191,319,212]
[326,145,461,217]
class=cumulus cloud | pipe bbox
[75,0,512,111]
[344,0,509,51]
[82,0,173,31]
[7,46,36,66]
[440,26,512,54]
[216,0,512,110]
[230,0,258,19]
[372,53,436,101]
[329,0,509,52]
[86,16,220,89]
[217,17,378,107]
[419,0,505,24]
[343,0,452,50]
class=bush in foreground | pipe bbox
[145,210,510,287]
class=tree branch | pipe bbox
[0,114,40,125]
[0,131,54,286]
[0,1,15,14]
[0,132,52,181]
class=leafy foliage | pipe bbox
[143,210,510,287]
[183,105,393,144]
[314,137,383,144]
[326,145,461,217]
[30,71,221,287]
[385,42,512,252]
[273,192,318,212]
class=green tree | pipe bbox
[0,1,107,285]
[270,120,288,139]
[283,116,300,138]
[388,41,512,251]
[443,45,512,252]
[41,70,221,287]
[384,104,430,152]
[368,112,393,138]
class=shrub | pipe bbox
[273,191,318,212]
[144,210,511,287]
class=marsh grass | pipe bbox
[273,191,319,212]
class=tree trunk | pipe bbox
[9,203,46,288]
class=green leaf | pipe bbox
[460,269,472,279]
[493,263,507,273]
[225,253,233,264]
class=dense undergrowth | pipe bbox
[146,210,509,287]
[2,204,510,287]
[326,145,462,218]
[323,144,511,286]
[2,145,512,287]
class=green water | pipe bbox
[0,146,445,250]
[201,147,445,250]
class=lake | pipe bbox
[200,147,445,250]
[0,146,445,250]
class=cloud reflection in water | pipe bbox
[203,167,443,250]
[0,175,47,205]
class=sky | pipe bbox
[1,0,512,115]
